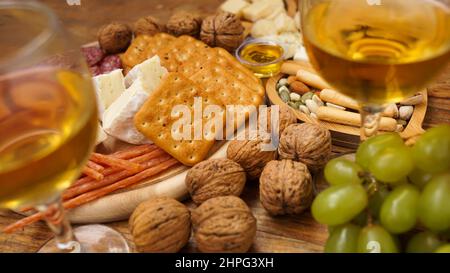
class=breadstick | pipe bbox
[319,89,360,110]
[296,70,331,90]
[70,148,167,188]
[281,61,316,75]
[81,166,104,181]
[63,154,172,200]
[90,153,142,172]
[316,106,397,131]
[3,158,179,234]
[86,161,104,172]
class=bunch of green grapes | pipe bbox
[311,125,450,253]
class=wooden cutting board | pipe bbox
[67,141,229,223]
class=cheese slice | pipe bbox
[102,80,152,145]
[274,13,297,33]
[92,69,125,119]
[124,55,168,89]
[96,122,108,145]
[242,0,273,22]
[220,0,250,17]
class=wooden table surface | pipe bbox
[0,0,449,253]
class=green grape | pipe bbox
[357,225,399,253]
[311,184,368,226]
[406,231,443,253]
[435,244,450,253]
[356,133,404,170]
[380,184,420,234]
[324,158,364,185]
[417,173,450,231]
[369,145,414,183]
[325,223,361,253]
[408,168,433,189]
[368,184,390,218]
[412,125,450,174]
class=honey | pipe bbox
[237,41,284,78]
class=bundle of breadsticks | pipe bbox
[3,144,180,233]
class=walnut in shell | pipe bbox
[166,12,202,37]
[278,123,332,172]
[259,105,297,135]
[97,22,132,54]
[192,196,256,253]
[260,160,313,215]
[200,12,244,52]
[185,158,246,205]
[133,16,162,36]
[129,197,191,253]
[227,138,278,180]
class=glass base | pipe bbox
[38,224,130,253]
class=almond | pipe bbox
[289,81,310,95]
[287,76,298,85]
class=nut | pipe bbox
[200,12,244,52]
[192,196,256,253]
[227,138,278,180]
[97,22,132,54]
[166,12,202,37]
[290,92,301,101]
[290,81,310,95]
[259,105,297,135]
[287,76,298,85]
[260,160,313,215]
[305,99,318,114]
[185,158,246,205]
[399,106,414,120]
[129,197,191,253]
[383,103,399,118]
[133,16,163,36]
[278,123,332,172]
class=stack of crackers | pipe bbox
[121,34,265,166]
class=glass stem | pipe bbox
[360,104,384,140]
[36,199,80,252]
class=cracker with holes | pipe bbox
[190,64,263,108]
[142,33,178,71]
[120,35,154,72]
[135,73,224,166]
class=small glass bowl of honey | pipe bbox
[236,39,285,78]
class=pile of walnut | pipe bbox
[128,106,332,253]
[96,10,245,56]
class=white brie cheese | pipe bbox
[124,55,168,89]
[102,80,151,145]
[92,69,125,119]
[96,122,108,145]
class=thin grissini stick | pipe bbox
[296,69,331,90]
[81,166,104,181]
[3,158,180,234]
[319,89,360,110]
[317,106,397,131]
[90,153,143,172]
[86,161,104,172]
[63,154,172,200]
[110,144,157,159]
[70,148,167,188]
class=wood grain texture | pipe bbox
[0,0,449,253]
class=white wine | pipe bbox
[0,67,98,209]
[303,0,450,104]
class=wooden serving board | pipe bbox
[267,60,428,140]
[66,141,229,224]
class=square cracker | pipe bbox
[178,46,265,97]
[135,73,225,166]
[120,35,155,71]
[142,33,179,71]
[190,63,263,108]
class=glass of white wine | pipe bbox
[300,0,450,138]
[0,1,129,252]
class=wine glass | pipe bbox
[300,0,450,139]
[0,1,129,253]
